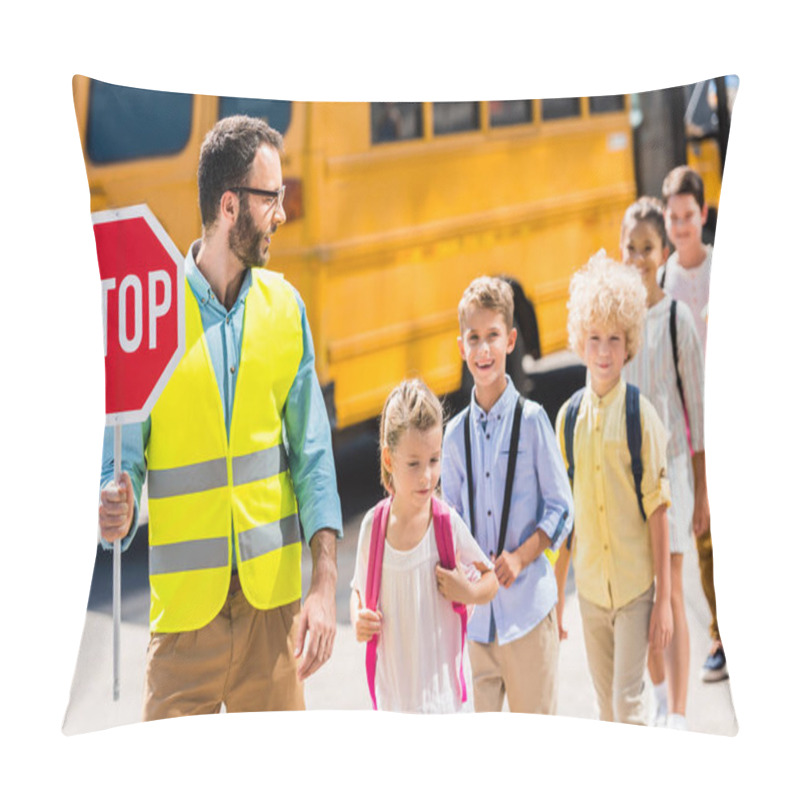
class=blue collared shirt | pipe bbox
[441,378,574,645]
[100,242,343,560]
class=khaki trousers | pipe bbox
[695,529,719,641]
[578,585,654,725]
[143,574,305,720]
[468,606,559,714]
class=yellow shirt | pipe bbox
[556,380,670,610]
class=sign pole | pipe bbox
[93,203,184,705]
[112,424,122,702]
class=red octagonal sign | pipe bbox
[92,205,185,425]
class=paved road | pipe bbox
[63,423,737,736]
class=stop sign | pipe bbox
[92,204,185,425]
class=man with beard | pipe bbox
[98,115,342,719]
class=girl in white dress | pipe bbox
[350,379,498,713]
[620,197,708,730]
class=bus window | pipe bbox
[218,96,291,134]
[370,102,423,144]
[490,100,533,127]
[589,95,625,114]
[433,102,480,135]
[86,79,193,164]
[541,97,581,121]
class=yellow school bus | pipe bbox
[72,76,731,429]
[685,76,737,227]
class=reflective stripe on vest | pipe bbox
[149,515,301,574]
[146,270,303,633]
[148,443,290,498]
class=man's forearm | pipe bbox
[309,528,338,594]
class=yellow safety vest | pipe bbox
[145,270,303,633]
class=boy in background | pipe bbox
[661,166,724,682]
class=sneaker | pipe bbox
[667,713,687,731]
[650,680,668,726]
[701,642,729,682]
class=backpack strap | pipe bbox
[463,395,524,556]
[564,388,585,488]
[625,384,647,522]
[365,497,392,711]
[669,299,687,414]
[563,388,585,551]
[431,496,468,705]
[498,396,524,556]
[463,408,475,533]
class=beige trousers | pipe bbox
[578,584,654,725]
[143,574,305,720]
[468,605,559,714]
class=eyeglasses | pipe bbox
[229,185,286,210]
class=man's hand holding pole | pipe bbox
[99,471,134,544]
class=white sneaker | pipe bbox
[666,713,687,731]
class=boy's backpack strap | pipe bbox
[464,395,524,555]
[564,388,585,487]
[625,384,647,522]
[669,299,687,414]
[431,495,468,704]
[463,409,475,532]
[365,497,392,711]
[563,388,584,552]
[498,395,524,556]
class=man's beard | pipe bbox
[229,201,269,268]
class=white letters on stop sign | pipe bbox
[101,269,173,357]
[148,270,171,349]
[119,275,143,353]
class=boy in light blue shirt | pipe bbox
[441,276,573,713]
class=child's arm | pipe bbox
[350,511,383,644]
[350,588,383,643]
[637,396,673,651]
[676,302,710,536]
[648,504,673,651]
[435,560,498,605]
[438,510,499,604]
[494,529,552,589]
[691,451,710,536]
[554,535,572,640]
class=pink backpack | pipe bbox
[364,494,468,710]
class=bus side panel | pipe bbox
[300,111,635,427]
